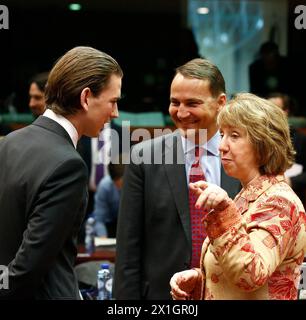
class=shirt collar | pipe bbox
[180,131,220,156]
[43,109,79,148]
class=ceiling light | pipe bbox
[69,3,82,11]
[197,7,209,15]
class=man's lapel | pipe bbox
[163,132,191,246]
[162,132,241,247]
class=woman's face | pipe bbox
[219,125,260,187]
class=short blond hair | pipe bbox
[217,93,295,175]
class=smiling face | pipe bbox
[169,73,226,143]
[219,125,260,187]
[82,74,122,137]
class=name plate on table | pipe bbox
[95,237,116,248]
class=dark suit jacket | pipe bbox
[114,132,240,300]
[0,116,88,299]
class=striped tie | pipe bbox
[189,146,207,268]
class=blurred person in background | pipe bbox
[267,92,306,205]
[28,72,49,117]
[249,41,291,98]
[93,155,125,238]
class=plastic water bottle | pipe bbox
[97,263,113,300]
[85,217,95,254]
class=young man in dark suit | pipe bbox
[115,58,240,300]
[0,46,123,299]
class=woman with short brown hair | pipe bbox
[170,93,306,300]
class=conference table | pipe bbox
[76,238,116,265]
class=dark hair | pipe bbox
[30,72,49,92]
[45,46,123,116]
[175,58,226,97]
[266,92,298,116]
[260,41,279,56]
[108,161,125,181]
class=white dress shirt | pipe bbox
[89,123,111,190]
[43,109,79,149]
[181,131,221,186]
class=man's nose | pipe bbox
[29,98,35,108]
[177,105,190,119]
[111,105,119,118]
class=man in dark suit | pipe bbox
[28,71,49,118]
[115,58,240,300]
[0,46,123,299]
[249,41,291,98]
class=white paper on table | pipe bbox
[284,163,303,178]
[94,237,116,247]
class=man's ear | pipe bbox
[217,93,227,111]
[80,87,91,112]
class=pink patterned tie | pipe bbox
[189,146,207,268]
